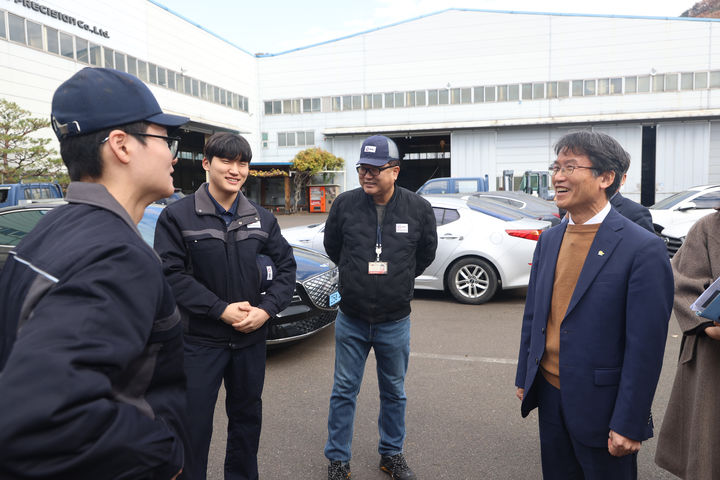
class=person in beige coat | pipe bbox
[655,210,720,479]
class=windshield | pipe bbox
[466,197,526,221]
[651,191,696,210]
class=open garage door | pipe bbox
[391,134,451,192]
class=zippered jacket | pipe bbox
[154,184,296,348]
[323,186,437,323]
[0,182,187,480]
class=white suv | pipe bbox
[650,184,720,256]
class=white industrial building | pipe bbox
[2,0,720,209]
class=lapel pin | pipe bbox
[598,250,605,256]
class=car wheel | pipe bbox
[446,257,498,305]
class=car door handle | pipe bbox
[440,234,463,240]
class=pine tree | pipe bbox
[0,98,67,184]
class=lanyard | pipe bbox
[375,225,382,261]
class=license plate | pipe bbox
[329,291,341,306]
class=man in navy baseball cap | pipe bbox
[324,133,437,480]
[355,135,401,206]
[50,67,189,213]
[0,67,190,479]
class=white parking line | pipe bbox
[410,352,518,365]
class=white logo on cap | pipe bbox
[364,146,377,153]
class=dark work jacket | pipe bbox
[154,184,296,348]
[323,186,437,323]
[610,192,655,233]
[0,182,187,480]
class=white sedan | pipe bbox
[282,195,550,304]
[650,184,720,234]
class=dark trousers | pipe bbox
[181,341,266,480]
[536,374,637,480]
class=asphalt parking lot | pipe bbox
[205,212,682,480]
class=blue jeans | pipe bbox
[324,309,411,462]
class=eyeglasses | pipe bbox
[101,133,181,158]
[356,164,396,177]
[548,164,600,176]
[133,133,181,159]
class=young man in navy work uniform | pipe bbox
[323,135,437,480]
[154,132,296,480]
[0,68,190,479]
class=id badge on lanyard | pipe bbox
[369,225,388,275]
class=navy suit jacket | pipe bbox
[610,192,654,233]
[515,208,673,447]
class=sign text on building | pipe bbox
[14,0,110,38]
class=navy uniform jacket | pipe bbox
[515,208,673,447]
[154,184,296,348]
[0,183,187,480]
[610,192,655,233]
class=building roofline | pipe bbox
[256,7,719,58]
[148,0,255,57]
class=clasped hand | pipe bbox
[221,302,270,333]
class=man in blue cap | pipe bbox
[323,135,437,480]
[0,67,190,479]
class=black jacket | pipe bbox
[610,192,655,233]
[0,183,187,480]
[324,186,437,323]
[154,184,296,348]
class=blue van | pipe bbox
[416,176,489,195]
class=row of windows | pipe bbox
[265,97,321,115]
[264,70,720,115]
[0,9,249,113]
[277,130,315,148]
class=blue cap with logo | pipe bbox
[358,135,400,167]
[51,67,189,140]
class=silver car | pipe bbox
[282,195,550,304]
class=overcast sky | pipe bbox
[156,0,697,54]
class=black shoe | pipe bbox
[328,460,351,479]
[379,453,416,480]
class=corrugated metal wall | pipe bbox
[448,124,645,196]
[709,121,720,184]
[449,130,497,179]
[656,122,710,196]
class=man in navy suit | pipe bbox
[515,131,673,479]
[609,160,654,233]
[610,189,654,233]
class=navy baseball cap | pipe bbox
[51,67,189,140]
[358,135,400,167]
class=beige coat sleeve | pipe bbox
[671,215,715,333]
[671,212,720,363]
